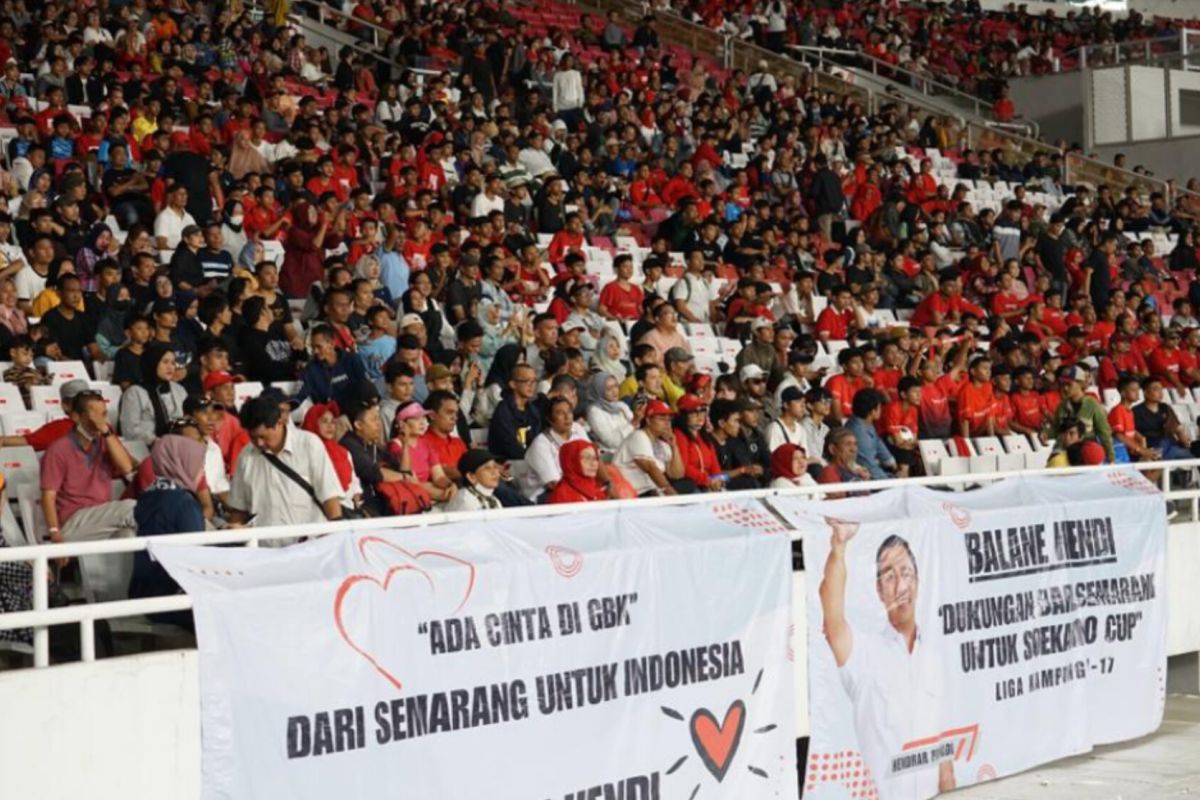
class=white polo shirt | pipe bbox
[840,625,943,799]
[153,205,196,250]
[614,429,672,496]
[228,427,343,530]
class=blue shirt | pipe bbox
[847,416,895,480]
[358,335,396,382]
[377,245,410,301]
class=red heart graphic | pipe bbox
[690,700,746,783]
[333,537,476,690]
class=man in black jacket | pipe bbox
[1086,234,1117,314]
[809,154,846,242]
[487,362,542,460]
[168,225,209,295]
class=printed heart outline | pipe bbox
[690,699,746,783]
[333,536,477,690]
[545,545,583,578]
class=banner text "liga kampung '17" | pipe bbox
[152,500,798,800]
[783,469,1167,800]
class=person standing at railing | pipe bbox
[40,389,139,545]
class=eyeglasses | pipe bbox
[877,566,917,588]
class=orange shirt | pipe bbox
[957,381,995,435]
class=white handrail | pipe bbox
[0,459,1191,668]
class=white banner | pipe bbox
[781,469,1167,800]
[152,499,798,800]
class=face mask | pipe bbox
[472,483,496,497]
[229,215,244,226]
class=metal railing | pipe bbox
[290,0,395,53]
[0,460,1194,670]
[784,44,1041,138]
[1067,32,1192,71]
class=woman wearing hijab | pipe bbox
[95,283,133,358]
[280,200,340,299]
[472,342,526,427]
[301,401,362,507]
[590,332,628,382]
[73,222,114,293]
[128,435,208,628]
[546,440,609,504]
[585,372,636,451]
[120,342,189,445]
[354,253,393,307]
[769,443,817,489]
[221,199,248,262]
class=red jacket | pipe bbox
[673,429,720,488]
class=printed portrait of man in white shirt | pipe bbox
[819,518,955,799]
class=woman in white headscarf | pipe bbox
[584,372,636,452]
[589,332,628,383]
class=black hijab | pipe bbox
[139,341,175,438]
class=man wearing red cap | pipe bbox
[614,398,687,496]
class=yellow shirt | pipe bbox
[132,115,158,145]
[662,375,686,410]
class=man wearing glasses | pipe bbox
[40,389,139,544]
[819,518,954,798]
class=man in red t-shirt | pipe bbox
[1096,334,1149,390]
[910,272,985,328]
[1149,328,1186,391]
[421,392,469,482]
[824,347,871,424]
[1008,366,1048,437]
[880,376,922,474]
[598,255,645,321]
[1107,375,1158,461]
[815,285,855,342]
[957,357,996,437]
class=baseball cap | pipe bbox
[677,394,707,412]
[751,317,772,332]
[399,313,425,328]
[645,399,673,417]
[562,316,587,333]
[202,371,243,392]
[58,379,92,403]
[458,449,499,476]
[780,385,806,404]
[740,364,767,383]
[426,364,452,383]
[664,346,693,365]
[396,402,433,422]
[788,351,815,366]
[1058,365,1085,384]
[151,299,177,316]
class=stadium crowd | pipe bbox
[658,0,1184,113]
[0,0,1199,639]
